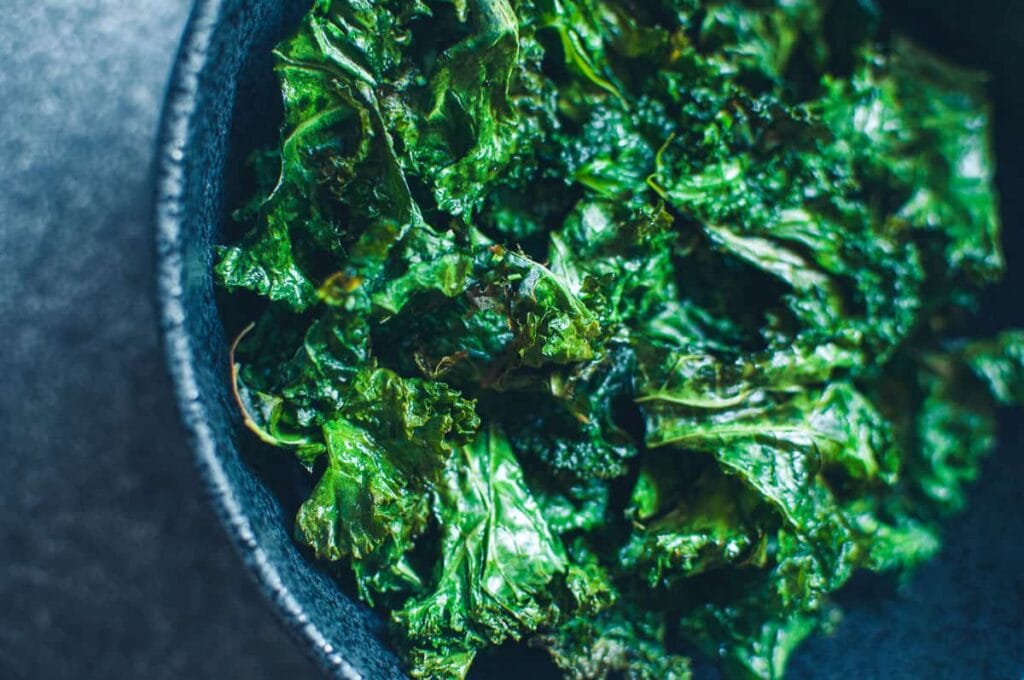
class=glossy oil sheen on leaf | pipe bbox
[217,0,1019,677]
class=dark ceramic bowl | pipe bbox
[155,1,1024,678]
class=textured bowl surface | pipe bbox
[155,1,1024,678]
[155,1,405,678]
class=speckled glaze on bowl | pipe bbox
[154,1,1024,678]
[153,1,405,678]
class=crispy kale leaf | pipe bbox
[217,0,1018,678]
[534,605,692,680]
[393,425,567,678]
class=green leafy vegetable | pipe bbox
[393,425,568,677]
[218,0,1021,677]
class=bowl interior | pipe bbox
[157,1,1024,678]
[157,1,405,678]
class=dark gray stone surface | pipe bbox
[0,1,1021,679]
[0,2,318,678]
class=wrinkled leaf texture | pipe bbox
[218,0,1022,678]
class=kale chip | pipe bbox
[217,0,1021,677]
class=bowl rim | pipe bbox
[153,1,361,677]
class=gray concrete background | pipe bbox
[0,2,318,678]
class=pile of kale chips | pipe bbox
[216,0,1024,677]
